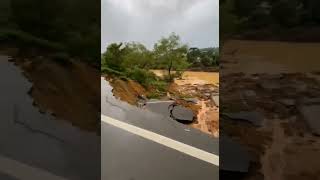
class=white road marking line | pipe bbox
[101,115,219,166]
[0,155,68,180]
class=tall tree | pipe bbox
[154,33,189,80]
[102,43,126,71]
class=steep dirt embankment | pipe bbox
[12,58,100,133]
[105,77,147,105]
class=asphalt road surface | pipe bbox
[0,58,100,180]
[101,78,219,180]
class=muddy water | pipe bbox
[0,56,100,180]
[222,40,320,74]
[194,100,219,137]
[151,70,219,85]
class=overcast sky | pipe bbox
[101,0,219,52]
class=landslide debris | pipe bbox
[221,72,320,180]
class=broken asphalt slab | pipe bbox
[170,104,195,123]
[145,101,174,118]
[101,78,219,180]
[101,78,218,153]
[145,101,195,123]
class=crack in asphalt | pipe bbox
[13,104,66,144]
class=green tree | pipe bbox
[187,47,201,66]
[154,33,189,81]
[122,42,154,69]
[101,43,127,72]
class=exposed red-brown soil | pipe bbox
[107,78,147,105]
[12,58,100,133]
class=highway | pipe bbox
[101,78,219,180]
[0,58,100,180]
[0,60,218,180]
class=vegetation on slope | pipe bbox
[102,33,219,98]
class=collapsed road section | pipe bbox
[0,56,100,180]
[101,78,219,180]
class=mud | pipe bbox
[192,100,219,137]
[222,40,320,74]
[221,72,320,180]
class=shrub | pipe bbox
[126,68,157,87]
[150,80,168,92]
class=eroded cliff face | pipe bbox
[12,58,101,134]
[105,77,147,105]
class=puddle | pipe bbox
[0,56,100,180]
